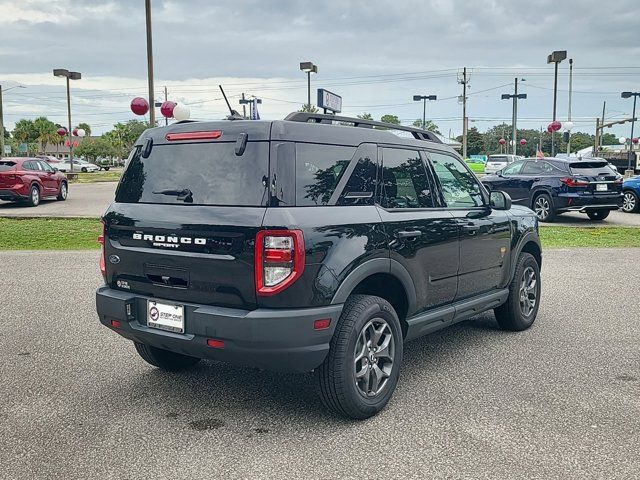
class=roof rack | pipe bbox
[284,112,442,143]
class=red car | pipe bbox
[0,157,68,207]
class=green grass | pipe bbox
[465,162,485,174]
[71,170,122,183]
[540,227,640,248]
[0,218,101,250]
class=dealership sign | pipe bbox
[317,89,342,113]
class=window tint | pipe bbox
[488,155,509,163]
[0,161,16,171]
[39,161,54,172]
[502,161,524,175]
[337,147,377,206]
[24,161,40,171]
[381,148,434,209]
[296,144,356,206]
[569,162,617,176]
[429,152,484,207]
[522,161,545,175]
[115,142,269,206]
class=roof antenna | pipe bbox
[219,85,243,120]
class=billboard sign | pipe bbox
[317,89,342,113]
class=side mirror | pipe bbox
[53,167,59,172]
[490,190,512,210]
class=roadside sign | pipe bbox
[3,145,11,154]
[317,89,342,114]
[18,143,28,153]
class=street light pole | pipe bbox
[412,95,437,130]
[621,91,639,173]
[145,0,155,127]
[0,85,26,158]
[299,62,318,109]
[547,50,567,157]
[53,69,81,172]
[567,58,573,154]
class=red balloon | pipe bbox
[160,101,176,118]
[498,138,506,145]
[633,137,639,145]
[72,128,78,137]
[57,127,67,136]
[547,124,554,133]
[130,97,150,116]
[520,139,527,146]
[551,120,562,132]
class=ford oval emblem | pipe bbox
[108,254,121,264]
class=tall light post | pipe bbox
[566,58,573,154]
[412,95,437,130]
[299,62,318,109]
[621,91,639,174]
[145,0,155,127]
[547,50,567,157]
[501,78,527,155]
[53,69,81,172]
[0,85,26,158]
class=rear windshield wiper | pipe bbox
[152,188,193,203]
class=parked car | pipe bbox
[484,154,520,175]
[57,159,99,173]
[481,157,623,222]
[621,176,640,213]
[37,155,62,165]
[96,113,542,419]
[0,157,68,206]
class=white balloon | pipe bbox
[173,103,191,121]
[619,137,627,144]
[563,121,574,131]
[76,128,86,137]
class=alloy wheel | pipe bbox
[519,266,537,317]
[534,197,550,220]
[622,192,636,212]
[354,318,395,397]
[31,187,39,205]
[60,183,67,199]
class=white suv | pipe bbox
[485,154,520,175]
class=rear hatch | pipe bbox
[486,155,509,172]
[103,122,271,310]
[567,161,622,195]
[0,161,18,188]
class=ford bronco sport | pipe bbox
[96,113,542,419]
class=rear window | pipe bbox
[569,162,616,176]
[115,142,269,206]
[488,156,509,163]
[0,161,16,171]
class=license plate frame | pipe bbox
[596,183,608,192]
[147,300,185,333]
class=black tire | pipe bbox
[104,166,110,171]
[586,209,610,221]
[621,190,639,213]
[81,167,88,173]
[57,181,68,201]
[26,184,40,207]
[316,294,403,419]
[532,193,556,222]
[134,342,201,371]
[494,252,541,331]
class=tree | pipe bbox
[75,136,116,161]
[12,119,38,144]
[411,119,441,134]
[299,104,318,113]
[103,120,148,159]
[465,127,484,156]
[33,116,57,153]
[380,114,400,125]
[357,113,373,120]
[78,122,92,136]
[601,133,618,146]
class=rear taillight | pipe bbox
[98,221,106,281]
[560,177,589,187]
[255,230,305,296]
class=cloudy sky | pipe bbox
[1,0,639,137]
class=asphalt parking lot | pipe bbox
[1,249,638,479]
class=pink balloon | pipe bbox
[160,101,176,118]
[130,97,150,116]
[551,120,562,132]
[633,137,639,145]
[520,139,527,146]
[498,138,506,145]
[72,128,78,136]
[547,125,554,133]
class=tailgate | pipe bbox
[0,161,17,187]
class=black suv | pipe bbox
[481,157,623,222]
[96,113,542,419]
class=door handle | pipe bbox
[532,177,540,181]
[460,223,480,234]
[397,230,422,239]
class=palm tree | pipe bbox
[33,117,57,153]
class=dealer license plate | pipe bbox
[596,183,608,191]
[147,300,184,333]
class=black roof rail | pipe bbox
[284,112,442,143]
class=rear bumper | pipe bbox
[96,286,343,373]
[555,193,623,212]
[0,187,28,200]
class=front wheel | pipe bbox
[81,167,88,173]
[586,209,610,221]
[316,294,403,419]
[494,252,541,331]
[134,342,200,371]
[57,182,68,201]
[621,191,639,213]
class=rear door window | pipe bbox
[295,144,356,206]
[115,142,270,206]
[380,148,435,209]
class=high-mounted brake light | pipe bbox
[255,230,305,296]
[165,131,222,141]
[560,177,589,187]
[98,221,106,281]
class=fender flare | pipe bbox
[530,187,555,208]
[331,258,417,314]
[510,229,542,280]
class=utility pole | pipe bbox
[0,86,4,158]
[460,67,468,158]
[501,78,527,155]
[547,50,567,157]
[145,0,155,127]
[566,59,573,154]
[241,93,247,118]
[600,101,606,152]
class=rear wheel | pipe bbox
[494,252,541,331]
[586,209,610,221]
[316,294,403,419]
[622,191,639,213]
[57,182,68,201]
[26,184,40,207]
[134,342,201,371]
[532,193,556,222]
